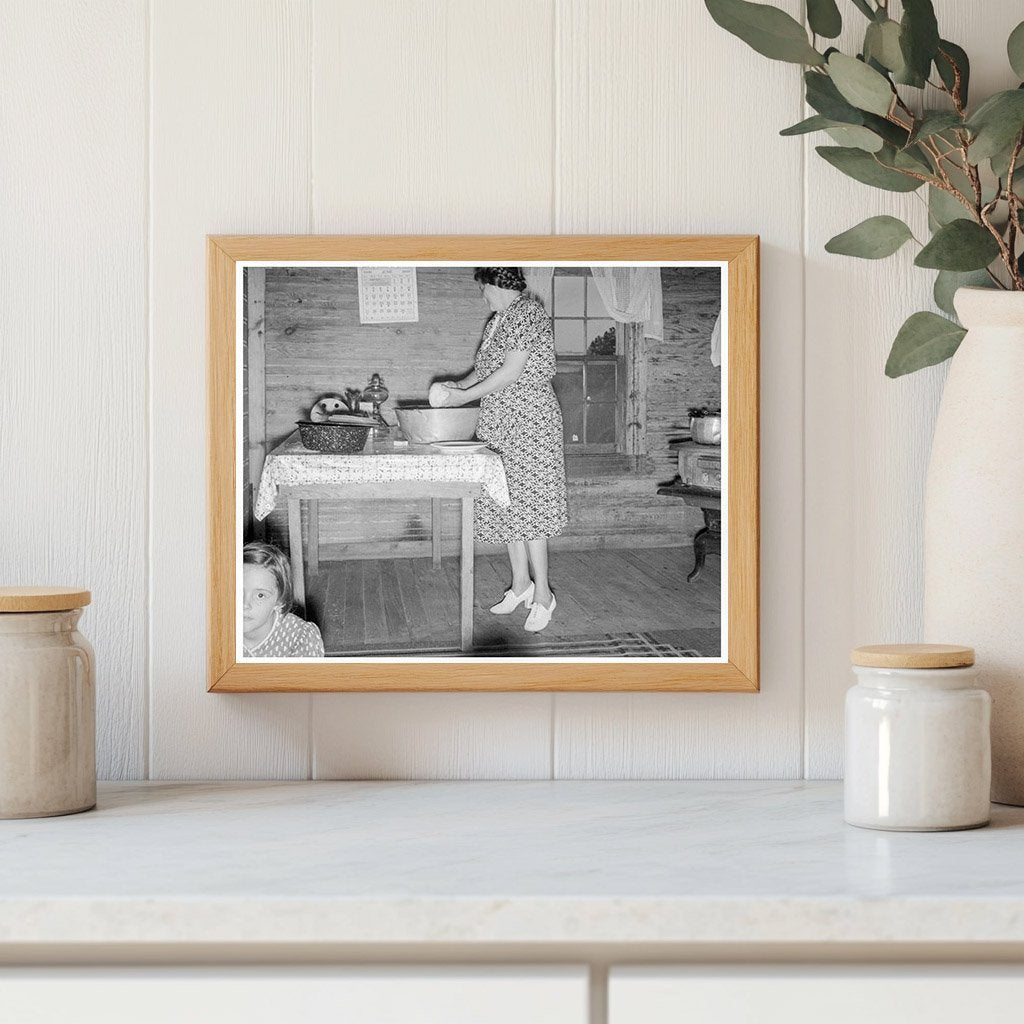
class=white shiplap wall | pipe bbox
[1,1,149,778]
[3,0,1014,780]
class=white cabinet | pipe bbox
[0,967,588,1024]
[609,967,1024,1024]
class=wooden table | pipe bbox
[255,433,510,652]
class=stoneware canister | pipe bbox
[0,587,96,818]
[924,288,1024,804]
[844,644,990,832]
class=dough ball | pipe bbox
[428,382,450,409]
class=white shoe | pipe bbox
[524,595,556,632]
[489,582,535,615]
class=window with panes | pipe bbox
[550,269,622,453]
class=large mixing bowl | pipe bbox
[395,405,480,444]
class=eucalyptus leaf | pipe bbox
[928,185,970,227]
[942,161,985,206]
[933,270,992,317]
[966,89,1024,162]
[885,311,966,377]
[807,0,841,39]
[899,0,940,86]
[990,131,1024,181]
[1008,20,1024,79]
[862,111,910,148]
[780,114,834,136]
[907,111,962,146]
[935,40,970,106]
[827,52,894,116]
[885,143,934,175]
[816,145,923,191]
[826,125,884,152]
[864,19,905,74]
[914,219,1001,271]
[805,70,868,123]
[705,0,825,64]
[825,215,914,259]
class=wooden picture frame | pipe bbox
[208,235,759,692]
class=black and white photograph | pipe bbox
[239,261,725,661]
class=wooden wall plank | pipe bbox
[803,0,1024,778]
[0,0,148,779]
[308,0,557,780]
[551,0,805,778]
[309,0,556,233]
[149,0,312,778]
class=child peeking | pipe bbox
[242,542,325,657]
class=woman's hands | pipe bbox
[441,385,466,407]
[428,354,525,408]
[428,382,464,408]
[453,351,529,405]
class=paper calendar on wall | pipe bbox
[357,267,419,324]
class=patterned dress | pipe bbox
[473,293,569,543]
[244,611,325,657]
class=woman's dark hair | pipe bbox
[474,266,526,291]
[243,542,293,613]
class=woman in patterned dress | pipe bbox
[433,267,568,632]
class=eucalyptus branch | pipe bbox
[919,138,953,186]
[927,135,966,169]
[955,133,984,211]
[979,202,1020,288]
[704,0,1024,374]
[986,267,1007,289]
[1006,135,1024,287]
[871,157,941,189]
[936,47,966,116]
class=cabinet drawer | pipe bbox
[0,967,588,1024]
[609,967,1024,1024]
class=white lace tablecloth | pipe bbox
[254,432,510,521]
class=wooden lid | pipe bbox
[0,587,91,613]
[851,643,974,669]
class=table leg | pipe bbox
[309,500,320,576]
[687,528,709,583]
[460,497,474,651]
[288,498,306,608]
[431,497,442,566]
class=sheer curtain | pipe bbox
[524,267,664,341]
[710,312,722,367]
[523,267,555,312]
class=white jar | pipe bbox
[0,587,96,818]
[844,644,990,831]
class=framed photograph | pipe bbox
[208,235,758,692]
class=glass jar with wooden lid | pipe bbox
[845,644,990,831]
[0,587,95,818]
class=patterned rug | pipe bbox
[328,630,718,659]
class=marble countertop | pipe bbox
[2,781,1023,949]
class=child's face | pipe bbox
[243,564,281,634]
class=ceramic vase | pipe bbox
[923,287,1024,805]
[0,607,96,818]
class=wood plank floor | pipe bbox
[303,547,721,657]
